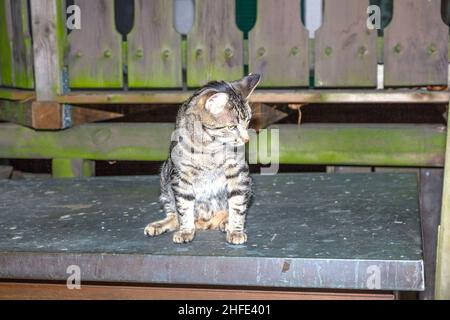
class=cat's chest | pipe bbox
[193,168,227,199]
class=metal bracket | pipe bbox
[61,68,72,129]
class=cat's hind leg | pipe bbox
[195,210,228,230]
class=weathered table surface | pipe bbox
[0,173,423,291]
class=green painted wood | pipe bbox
[315,0,377,88]
[0,0,13,86]
[127,0,182,88]
[248,0,309,87]
[9,0,34,89]
[68,0,123,88]
[0,0,33,88]
[187,0,244,87]
[270,124,445,167]
[0,123,445,167]
[384,0,449,87]
[52,158,94,178]
[0,100,33,126]
[435,102,450,299]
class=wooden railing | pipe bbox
[0,0,448,92]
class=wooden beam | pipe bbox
[0,282,394,300]
[56,90,449,105]
[30,101,63,129]
[0,123,445,167]
[0,100,62,129]
[0,101,123,129]
[70,107,123,126]
[5,88,447,105]
[436,102,450,299]
[250,103,288,131]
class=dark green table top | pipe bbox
[0,173,424,291]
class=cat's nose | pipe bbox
[238,125,249,143]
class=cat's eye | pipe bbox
[227,125,237,130]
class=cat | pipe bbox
[144,74,261,244]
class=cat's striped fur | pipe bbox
[145,74,261,244]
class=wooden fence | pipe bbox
[0,0,448,92]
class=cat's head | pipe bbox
[198,74,261,146]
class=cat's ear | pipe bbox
[205,92,229,114]
[231,74,261,100]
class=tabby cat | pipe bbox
[144,74,261,244]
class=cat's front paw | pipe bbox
[226,231,247,245]
[173,230,195,244]
[144,222,164,236]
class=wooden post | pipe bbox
[29,0,68,129]
[52,159,95,178]
[436,103,450,299]
[30,0,65,101]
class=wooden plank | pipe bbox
[0,282,394,300]
[436,102,450,299]
[68,0,123,88]
[0,88,35,101]
[0,123,445,167]
[315,0,377,87]
[55,90,450,105]
[384,0,449,87]
[127,0,182,88]
[0,0,13,86]
[9,0,34,89]
[187,0,243,87]
[30,0,65,100]
[248,0,309,87]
